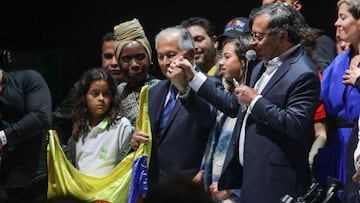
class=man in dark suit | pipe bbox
[171,3,320,203]
[131,25,217,187]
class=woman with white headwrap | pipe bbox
[114,18,160,161]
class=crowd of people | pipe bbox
[0,0,360,203]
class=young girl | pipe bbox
[68,68,133,178]
[206,35,251,203]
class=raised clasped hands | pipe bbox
[165,57,191,92]
[166,56,197,91]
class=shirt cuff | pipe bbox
[249,95,263,113]
[188,71,207,92]
[178,86,191,99]
[0,130,7,146]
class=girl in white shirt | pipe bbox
[70,68,133,178]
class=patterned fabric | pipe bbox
[203,112,241,203]
[118,76,160,126]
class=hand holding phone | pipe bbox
[233,78,247,112]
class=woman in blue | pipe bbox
[319,0,360,191]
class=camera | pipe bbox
[280,177,343,203]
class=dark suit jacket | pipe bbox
[147,79,216,186]
[199,46,320,203]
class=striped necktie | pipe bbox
[158,86,178,136]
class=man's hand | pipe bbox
[234,85,260,106]
[352,156,360,183]
[173,56,197,82]
[167,62,188,92]
[130,130,149,150]
[192,170,204,183]
[209,182,231,201]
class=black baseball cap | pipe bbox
[219,17,251,40]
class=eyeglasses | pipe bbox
[103,53,115,60]
[250,32,267,42]
[120,53,147,63]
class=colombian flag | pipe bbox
[47,86,151,203]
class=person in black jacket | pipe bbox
[0,66,52,202]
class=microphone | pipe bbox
[243,50,256,86]
[234,50,257,112]
[245,49,257,61]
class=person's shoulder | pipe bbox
[290,47,318,72]
[149,78,167,89]
[113,116,133,131]
[17,69,42,77]
[207,75,222,83]
[146,76,161,88]
[118,116,131,125]
[9,69,44,82]
[316,34,335,45]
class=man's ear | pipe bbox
[212,35,219,50]
[279,30,289,42]
[293,0,302,11]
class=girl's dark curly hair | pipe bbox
[72,68,122,141]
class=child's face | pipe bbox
[86,79,112,123]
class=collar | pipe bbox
[264,43,301,73]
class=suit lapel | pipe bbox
[149,80,170,140]
[257,46,302,95]
[261,61,290,95]
[249,61,265,88]
[149,80,181,144]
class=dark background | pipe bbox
[0,0,338,108]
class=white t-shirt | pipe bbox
[75,117,132,178]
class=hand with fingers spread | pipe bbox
[131,130,149,150]
[343,64,360,86]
